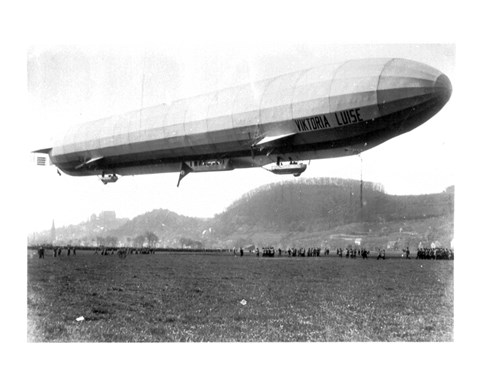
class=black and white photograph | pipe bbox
[26,43,455,343]
[7,1,477,383]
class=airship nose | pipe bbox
[434,73,452,104]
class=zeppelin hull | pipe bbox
[49,58,452,177]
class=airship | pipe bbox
[34,57,452,186]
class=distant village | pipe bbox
[30,211,131,247]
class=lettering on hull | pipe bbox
[334,108,364,126]
[294,108,364,132]
[294,115,331,131]
[187,159,233,173]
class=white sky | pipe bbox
[26,43,456,233]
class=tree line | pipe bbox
[95,231,159,247]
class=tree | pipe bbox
[145,231,159,248]
[105,236,118,247]
[179,237,203,248]
[133,235,145,248]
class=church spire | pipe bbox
[50,219,56,244]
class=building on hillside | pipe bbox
[89,211,116,224]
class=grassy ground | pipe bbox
[27,251,453,342]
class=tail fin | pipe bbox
[32,147,52,154]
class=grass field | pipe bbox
[27,251,453,342]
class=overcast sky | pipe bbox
[26,43,456,233]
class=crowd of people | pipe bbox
[246,246,453,260]
[249,247,331,257]
[36,245,77,258]
[32,244,454,261]
[94,247,156,256]
[417,247,454,260]
[33,245,156,258]
[250,246,374,259]
[336,248,371,259]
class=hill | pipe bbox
[30,178,454,250]
[211,178,454,249]
[109,209,209,248]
